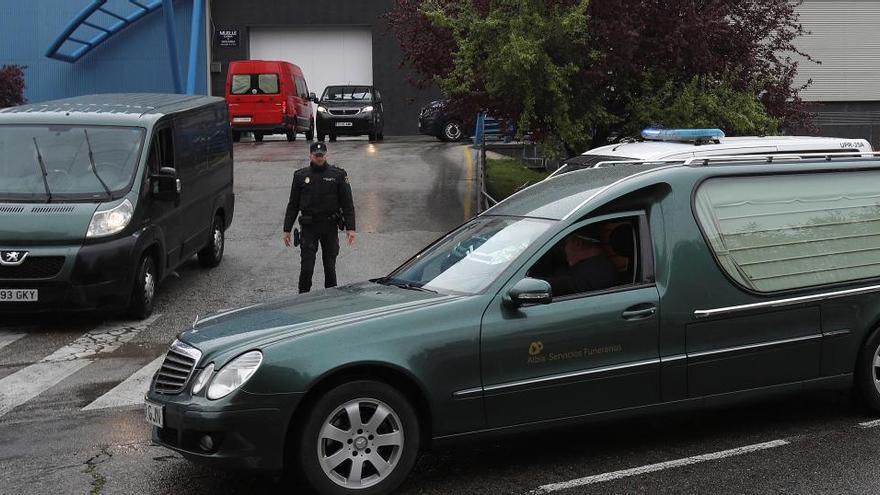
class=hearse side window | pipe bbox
[527,217,643,298]
[694,171,880,292]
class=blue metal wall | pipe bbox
[0,0,208,103]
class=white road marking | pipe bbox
[531,439,790,493]
[0,315,160,418]
[858,419,880,428]
[82,355,165,411]
[0,331,25,351]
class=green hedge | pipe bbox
[486,158,550,201]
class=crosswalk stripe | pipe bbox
[0,331,25,352]
[0,315,160,419]
[82,355,165,411]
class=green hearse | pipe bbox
[148,153,880,494]
[0,94,234,318]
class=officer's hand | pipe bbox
[346,230,356,246]
[282,231,291,247]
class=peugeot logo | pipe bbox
[0,251,28,266]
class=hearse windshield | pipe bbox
[380,216,554,295]
[0,124,145,202]
[322,86,372,101]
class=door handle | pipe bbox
[622,305,657,320]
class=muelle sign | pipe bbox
[216,28,239,47]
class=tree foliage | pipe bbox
[386,0,815,152]
[0,65,27,109]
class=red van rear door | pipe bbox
[227,73,284,126]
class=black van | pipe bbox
[0,94,234,318]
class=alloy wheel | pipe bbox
[317,398,404,489]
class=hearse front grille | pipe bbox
[0,256,65,279]
[153,340,202,395]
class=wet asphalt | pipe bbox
[2,135,880,494]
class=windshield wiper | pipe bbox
[83,130,113,199]
[31,137,52,203]
[374,277,438,293]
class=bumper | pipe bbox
[317,114,375,136]
[418,116,443,136]
[147,391,303,472]
[0,236,137,313]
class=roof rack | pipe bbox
[682,151,880,166]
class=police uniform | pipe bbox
[283,142,356,293]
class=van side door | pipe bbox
[172,110,213,260]
[479,212,661,427]
[145,126,184,270]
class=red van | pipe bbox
[225,60,316,142]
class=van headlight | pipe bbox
[87,199,133,238]
[317,105,328,114]
[206,350,263,400]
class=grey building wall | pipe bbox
[811,102,880,150]
[209,0,441,135]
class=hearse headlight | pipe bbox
[191,363,214,395]
[206,350,263,400]
[87,199,133,238]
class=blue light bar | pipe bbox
[641,128,725,142]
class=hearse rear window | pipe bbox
[694,171,880,292]
[231,74,279,95]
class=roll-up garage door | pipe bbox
[249,27,373,102]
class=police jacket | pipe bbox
[283,162,356,232]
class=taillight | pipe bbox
[282,100,287,114]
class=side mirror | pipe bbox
[504,278,552,308]
[151,166,180,201]
[309,92,318,103]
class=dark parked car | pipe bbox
[418,99,469,142]
[315,85,384,142]
[147,151,880,494]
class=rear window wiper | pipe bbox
[31,137,52,203]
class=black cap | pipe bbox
[310,142,328,154]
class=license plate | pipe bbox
[0,289,38,302]
[145,400,164,428]
[335,122,353,127]
[232,117,252,123]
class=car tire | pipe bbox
[441,120,464,142]
[306,121,315,141]
[197,214,225,268]
[232,131,241,143]
[254,132,264,143]
[286,130,296,142]
[128,254,156,320]
[329,134,337,142]
[296,380,420,495]
[857,327,880,412]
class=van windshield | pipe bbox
[322,86,372,101]
[0,125,145,202]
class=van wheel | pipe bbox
[368,131,377,141]
[128,255,156,320]
[286,130,296,142]
[296,380,420,495]
[306,121,315,141]
[198,215,225,268]
[329,135,337,142]
[232,131,241,143]
[254,132,264,143]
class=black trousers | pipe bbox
[299,222,340,293]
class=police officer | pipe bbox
[283,142,356,293]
